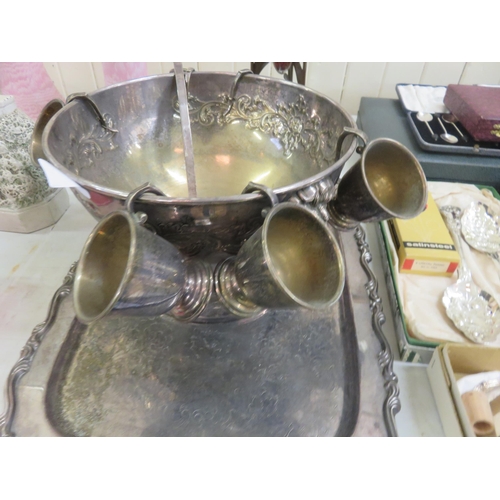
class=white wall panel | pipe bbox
[59,62,97,95]
[270,65,282,80]
[419,62,465,85]
[340,62,386,115]
[459,62,500,85]
[305,62,347,102]
[147,62,162,75]
[159,62,200,73]
[57,62,97,96]
[92,62,105,88]
[47,62,500,114]
[182,62,199,72]
[160,62,174,73]
[198,62,233,72]
[43,62,65,98]
[234,62,252,72]
[257,63,271,77]
[378,62,425,98]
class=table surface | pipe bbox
[0,190,445,436]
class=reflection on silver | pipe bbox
[39,73,358,254]
[461,201,500,258]
[172,63,197,197]
[441,206,500,344]
[214,203,345,318]
[354,225,400,436]
[0,263,77,437]
[327,138,427,230]
[0,230,399,437]
[475,378,500,393]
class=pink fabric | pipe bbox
[102,62,148,87]
[0,62,63,120]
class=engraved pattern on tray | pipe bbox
[0,228,399,437]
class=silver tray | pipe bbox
[0,227,400,437]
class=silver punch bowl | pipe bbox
[41,72,357,255]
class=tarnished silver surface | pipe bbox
[65,93,118,134]
[30,99,64,167]
[0,229,399,437]
[353,225,400,436]
[461,201,500,257]
[214,203,345,317]
[73,209,213,324]
[40,72,357,255]
[328,138,427,230]
[0,263,76,436]
[441,206,500,344]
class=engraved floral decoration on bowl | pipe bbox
[174,94,341,168]
[64,112,117,173]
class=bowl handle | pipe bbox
[335,127,368,161]
[223,69,254,117]
[66,92,118,134]
[241,182,279,216]
[125,183,167,226]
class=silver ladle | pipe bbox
[436,116,459,144]
[441,205,500,344]
[173,62,197,197]
[442,113,468,142]
[416,112,438,141]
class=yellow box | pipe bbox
[388,192,460,276]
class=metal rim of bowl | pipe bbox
[41,72,358,206]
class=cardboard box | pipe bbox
[377,184,500,364]
[427,345,466,436]
[427,343,500,437]
[376,222,436,363]
[388,192,460,277]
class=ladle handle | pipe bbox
[169,66,195,95]
[335,127,368,161]
[174,62,197,198]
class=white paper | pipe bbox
[38,158,91,199]
[457,371,500,402]
[398,84,449,114]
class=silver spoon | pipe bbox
[416,112,438,141]
[441,205,500,344]
[436,116,458,144]
[461,200,500,262]
[442,113,468,142]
